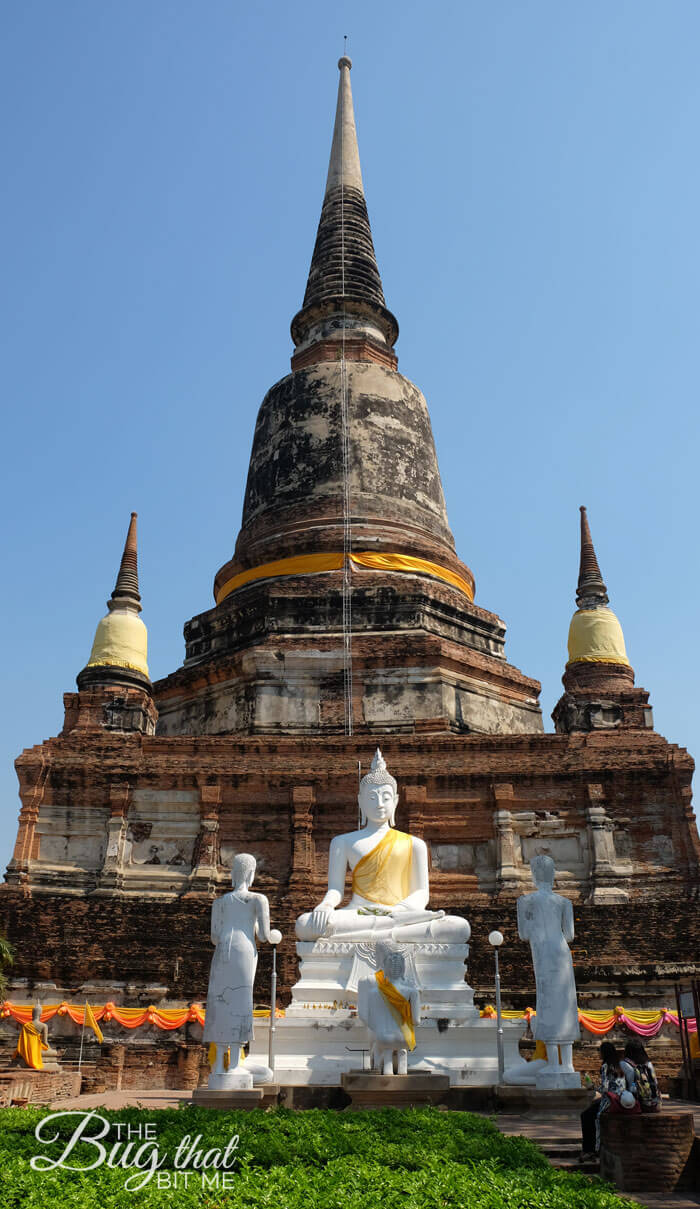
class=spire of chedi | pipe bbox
[158,58,543,741]
[78,513,150,691]
[290,57,398,371]
[214,56,466,601]
[576,505,609,608]
[568,506,628,668]
[552,507,653,734]
[110,510,142,612]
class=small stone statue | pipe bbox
[357,940,421,1075]
[203,853,281,1090]
[516,853,580,1088]
[13,1002,60,1071]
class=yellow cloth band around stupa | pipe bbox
[566,607,630,667]
[86,610,149,677]
[351,828,413,906]
[375,970,416,1050]
[215,551,474,605]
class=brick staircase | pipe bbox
[539,1135,599,1176]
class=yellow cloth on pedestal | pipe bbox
[208,1044,240,1069]
[375,971,416,1050]
[351,829,413,906]
[15,1022,49,1070]
[532,1040,562,1062]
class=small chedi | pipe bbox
[202,853,280,1091]
[249,749,525,1085]
[357,939,421,1075]
[505,854,581,1089]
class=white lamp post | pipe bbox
[268,929,282,1072]
[488,930,505,1084]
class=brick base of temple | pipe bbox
[0,1032,689,1098]
[2,728,699,1049]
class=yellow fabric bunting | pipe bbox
[84,1001,104,1043]
[351,829,413,906]
[375,970,416,1050]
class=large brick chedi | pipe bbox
[2,59,699,1013]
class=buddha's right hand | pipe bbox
[309,904,334,937]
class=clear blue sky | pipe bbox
[2,1,699,873]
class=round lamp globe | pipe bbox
[488,930,504,947]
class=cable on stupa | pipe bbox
[339,45,354,737]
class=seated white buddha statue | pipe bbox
[295,749,470,944]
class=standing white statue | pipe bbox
[203,852,281,1090]
[357,940,421,1075]
[516,853,580,1089]
[295,749,469,944]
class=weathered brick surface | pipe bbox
[2,728,698,1006]
[0,1068,81,1104]
[78,1042,209,1093]
[600,1111,696,1193]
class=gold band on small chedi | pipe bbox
[215,551,475,606]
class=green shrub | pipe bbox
[0,1106,640,1208]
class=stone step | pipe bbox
[529,1135,600,1176]
[542,1142,584,1158]
[552,1158,600,1176]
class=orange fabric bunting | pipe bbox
[0,1001,206,1031]
[0,1000,694,1038]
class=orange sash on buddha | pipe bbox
[350,828,413,906]
[375,970,416,1050]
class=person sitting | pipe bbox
[580,1041,637,1161]
[621,1040,660,1113]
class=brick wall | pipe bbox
[0,1068,82,1104]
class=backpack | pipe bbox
[632,1061,660,1112]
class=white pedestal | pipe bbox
[208,1067,254,1091]
[289,938,479,1022]
[259,934,525,1086]
[535,1069,582,1090]
[250,1014,526,1086]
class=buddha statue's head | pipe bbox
[232,852,256,890]
[358,749,398,826]
[530,852,555,889]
